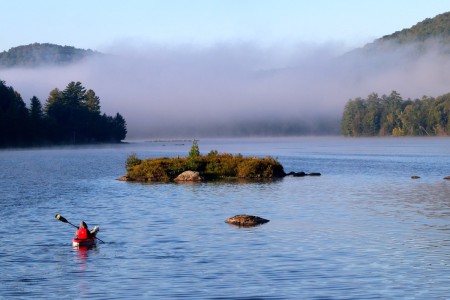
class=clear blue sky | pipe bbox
[1,0,449,51]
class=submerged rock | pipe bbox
[307,172,321,176]
[293,172,306,177]
[285,171,321,177]
[225,214,270,227]
[174,170,203,182]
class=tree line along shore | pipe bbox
[2,77,450,148]
[0,80,126,147]
[342,91,450,137]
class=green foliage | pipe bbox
[378,12,450,45]
[83,89,101,113]
[358,12,450,55]
[202,153,238,178]
[189,140,200,159]
[207,149,218,156]
[0,79,127,147]
[44,81,127,143]
[126,153,142,170]
[236,156,281,178]
[341,91,450,136]
[187,140,200,170]
[126,152,285,182]
[127,157,189,182]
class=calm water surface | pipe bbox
[1,137,449,299]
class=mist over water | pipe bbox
[2,41,450,138]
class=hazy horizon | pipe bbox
[2,40,450,139]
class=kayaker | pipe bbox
[75,221,99,239]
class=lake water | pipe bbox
[1,137,449,299]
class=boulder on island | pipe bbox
[225,214,270,227]
[174,170,204,182]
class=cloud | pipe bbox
[2,40,450,138]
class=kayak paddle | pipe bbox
[55,214,105,243]
[55,214,78,228]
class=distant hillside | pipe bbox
[377,11,450,44]
[340,12,450,137]
[361,11,450,52]
[0,43,100,68]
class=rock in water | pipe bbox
[444,176,450,180]
[174,170,203,182]
[307,172,321,176]
[225,214,270,227]
[411,175,421,179]
[293,172,306,177]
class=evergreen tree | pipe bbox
[189,140,200,159]
[112,113,127,142]
[0,79,128,147]
[83,89,101,113]
[30,96,43,119]
[44,88,62,113]
[29,96,45,143]
[0,80,29,146]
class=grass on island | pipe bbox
[125,141,285,182]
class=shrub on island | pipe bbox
[124,141,285,182]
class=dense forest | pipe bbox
[0,80,127,147]
[0,43,99,68]
[341,91,450,136]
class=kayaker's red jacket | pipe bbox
[77,228,90,239]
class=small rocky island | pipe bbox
[119,141,320,182]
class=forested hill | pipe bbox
[376,11,450,44]
[0,43,100,68]
[361,11,450,52]
[340,12,450,137]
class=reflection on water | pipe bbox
[73,245,97,263]
[0,137,449,299]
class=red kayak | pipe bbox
[72,225,100,247]
[72,237,96,247]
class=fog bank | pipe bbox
[2,41,450,138]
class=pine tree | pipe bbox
[83,89,101,113]
[29,96,45,142]
[112,113,127,141]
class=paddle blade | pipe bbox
[55,214,68,223]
